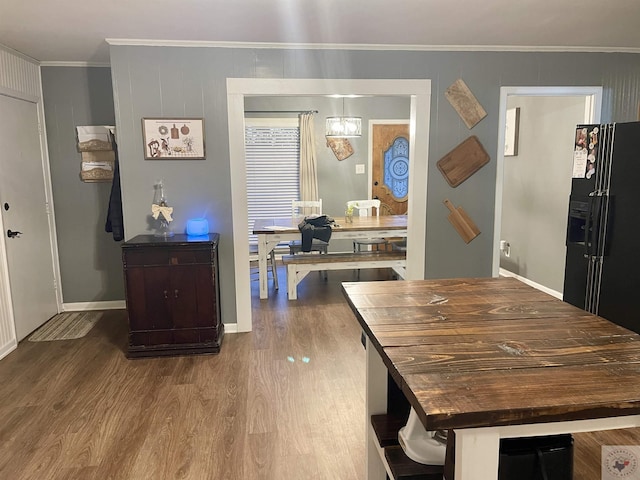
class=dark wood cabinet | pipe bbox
[122,234,224,358]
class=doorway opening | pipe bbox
[228,79,431,332]
[492,86,603,297]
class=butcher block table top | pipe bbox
[342,277,640,432]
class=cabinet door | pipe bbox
[142,266,173,330]
[170,264,216,328]
[125,266,172,331]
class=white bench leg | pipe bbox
[287,264,298,300]
[392,266,406,279]
[286,266,313,300]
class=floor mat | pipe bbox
[28,311,102,342]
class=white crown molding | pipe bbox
[105,38,640,54]
[40,61,110,67]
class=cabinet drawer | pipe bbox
[124,247,212,267]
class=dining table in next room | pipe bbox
[252,214,408,299]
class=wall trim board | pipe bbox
[105,38,640,54]
[0,85,38,103]
[223,323,238,334]
[0,43,38,64]
[63,300,126,312]
[40,62,111,68]
[499,268,563,300]
[0,340,17,362]
[0,48,40,99]
[62,302,236,331]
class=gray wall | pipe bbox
[108,47,640,325]
[41,66,124,303]
[500,96,587,292]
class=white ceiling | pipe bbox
[2,0,640,64]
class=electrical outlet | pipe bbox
[355,164,365,174]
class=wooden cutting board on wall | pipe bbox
[444,78,487,129]
[444,199,480,243]
[437,136,490,187]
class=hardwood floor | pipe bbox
[0,268,638,479]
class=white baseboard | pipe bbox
[224,323,238,333]
[0,340,17,361]
[62,301,237,334]
[499,268,563,300]
[62,300,126,312]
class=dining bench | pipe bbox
[281,251,406,300]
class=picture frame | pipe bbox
[142,118,205,160]
[504,107,520,157]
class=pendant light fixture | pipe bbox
[326,97,361,138]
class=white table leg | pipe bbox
[366,337,389,480]
[454,428,500,480]
[257,234,269,299]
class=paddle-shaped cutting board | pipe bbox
[444,199,480,244]
[437,136,490,187]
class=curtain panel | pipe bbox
[299,113,318,202]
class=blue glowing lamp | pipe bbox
[186,218,209,238]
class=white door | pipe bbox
[0,94,58,340]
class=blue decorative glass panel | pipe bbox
[383,137,409,200]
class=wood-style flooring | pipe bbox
[0,267,638,479]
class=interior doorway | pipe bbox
[492,86,603,296]
[228,79,431,332]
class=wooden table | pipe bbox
[342,277,640,480]
[253,215,407,299]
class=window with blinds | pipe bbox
[245,118,300,246]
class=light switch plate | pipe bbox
[355,164,365,174]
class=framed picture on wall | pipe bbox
[142,118,205,160]
[504,107,520,157]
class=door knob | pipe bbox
[7,229,22,238]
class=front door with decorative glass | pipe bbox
[371,123,409,215]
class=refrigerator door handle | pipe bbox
[584,195,595,257]
[597,194,612,258]
[589,195,603,257]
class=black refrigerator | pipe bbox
[563,121,640,334]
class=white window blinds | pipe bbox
[245,118,300,245]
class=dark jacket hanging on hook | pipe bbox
[105,139,124,241]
